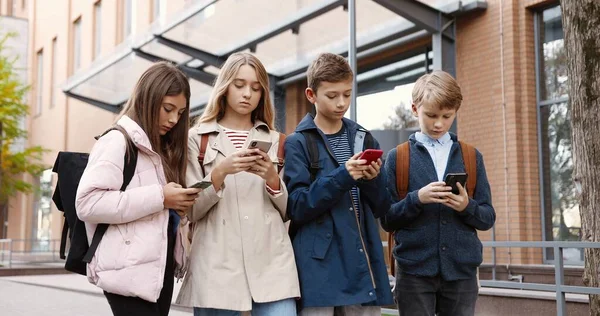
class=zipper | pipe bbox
[350,195,376,289]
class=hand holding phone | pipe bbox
[444,173,468,195]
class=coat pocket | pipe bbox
[311,219,333,259]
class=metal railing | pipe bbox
[0,239,62,268]
[481,241,600,316]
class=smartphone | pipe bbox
[444,173,468,195]
[248,139,272,153]
[189,181,212,189]
[359,149,383,164]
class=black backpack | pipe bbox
[287,127,374,240]
[51,127,138,275]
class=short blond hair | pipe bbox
[412,70,462,110]
[306,53,353,93]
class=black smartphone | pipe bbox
[444,173,468,195]
[189,181,212,189]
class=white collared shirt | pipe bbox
[415,132,453,181]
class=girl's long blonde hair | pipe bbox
[196,52,274,129]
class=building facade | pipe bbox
[3,0,574,271]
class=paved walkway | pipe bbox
[0,274,193,315]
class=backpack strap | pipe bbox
[388,141,410,277]
[458,141,477,198]
[395,142,410,199]
[354,129,366,154]
[198,133,210,177]
[277,132,286,173]
[301,130,320,183]
[83,127,138,264]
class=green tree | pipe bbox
[0,32,47,238]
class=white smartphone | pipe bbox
[247,139,272,153]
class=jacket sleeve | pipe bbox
[457,151,496,231]
[75,131,165,224]
[380,147,424,231]
[187,131,223,223]
[283,134,357,226]
[264,132,289,221]
[357,136,391,218]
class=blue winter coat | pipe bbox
[283,114,393,308]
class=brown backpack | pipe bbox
[387,141,477,277]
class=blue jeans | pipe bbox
[193,298,297,316]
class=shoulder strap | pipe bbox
[198,134,210,177]
[395,142,410,200]
[301,131,320,183]
[458,141,477,198]
[389,141,410,277]
[83,127,138,264]
[354,130,366,154]
[277,133,286,173]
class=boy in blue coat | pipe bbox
[284,53,393,316]
[382,70,495,316]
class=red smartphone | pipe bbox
[359,149,383,164]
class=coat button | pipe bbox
[442,220,448,225]
[369,291,373,296]
[244,216,249,220]
[349,207,353,211]
[326,233,332,239]
[359,248,364,253]
[442,246,447,251]
[125,240,131,245]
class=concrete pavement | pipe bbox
[0,274,193,315]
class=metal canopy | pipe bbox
[62,0,486,115]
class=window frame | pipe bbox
[534,4,580,265]
[72,17,82,74]
[93,1,102,60]
[35,49,44,116]
[50,37,57,107]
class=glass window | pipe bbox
[540,6,568,102]
[73,18,81,72]
[94,1,102,59]
[536,5,580,263]
[51,38,57,107]
[36,49,43,115]
[153,0,162,21]
[32,169,53,251]
[123,0,132,39]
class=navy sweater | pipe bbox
[381,133,495,281]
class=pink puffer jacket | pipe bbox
[75,115,184,302]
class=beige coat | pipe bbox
[176,120,300,311]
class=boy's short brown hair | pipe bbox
[412,70,463,111]
[306,53,354,93]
